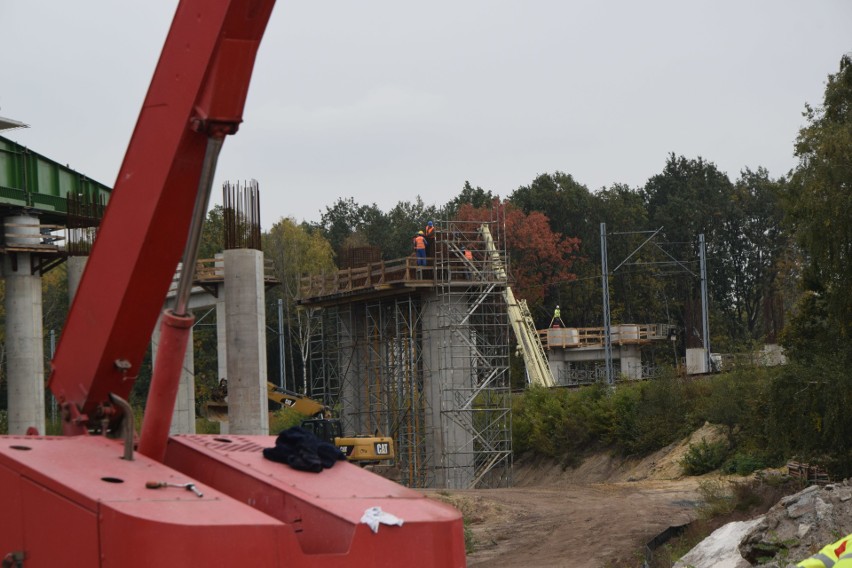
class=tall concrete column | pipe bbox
[4,215,45,434]
[171,324,196,434]
[423,292,475,489]
[224,249,268,435]
[215,281,228,434]
[215,253,227,385]
[67,256,88,305]
[619,345,642,380]
[150,311,196,434]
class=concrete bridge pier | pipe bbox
[67,256,88,304]
[150,313,196,435]
[4,214,46,435]
[223,248,268,435]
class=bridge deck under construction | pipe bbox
[297,219,512,490]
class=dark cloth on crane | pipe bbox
[263,426,345,472]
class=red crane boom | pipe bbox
[0,2,466,566]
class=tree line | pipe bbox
[2,55,848,455]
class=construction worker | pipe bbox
[550,305,564,328]
[413,231,427,266]
[461,246,473,279]
[424,220,435,260]
[798,533,852,567]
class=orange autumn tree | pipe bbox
[455,200,580,308]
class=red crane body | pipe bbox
[0,1,466,565]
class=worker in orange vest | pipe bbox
[413,231,427,266]
[424,221,435,260]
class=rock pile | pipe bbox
[740,480,852,567]
[675,480,852,568]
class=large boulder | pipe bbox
[674,518,764,568]
[738,480,852,565]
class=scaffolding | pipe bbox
[300,217,511,489]
[430,218,512,488]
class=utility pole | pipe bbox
[278,298,286,390]
[600,223,614,385]
[699,234,711,373]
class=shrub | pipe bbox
[195,418,221,434]
[681,438,729,476]
[695,478,734,518]
[722,452,768,476]
[269,407,306,434]
[607,373,696,455]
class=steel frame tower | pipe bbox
[433,218,512,488]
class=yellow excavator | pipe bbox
[205,381,394,464]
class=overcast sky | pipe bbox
[2,1,850,229]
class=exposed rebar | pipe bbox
[223,180,261,250]
[65,191,105,256]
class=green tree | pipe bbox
[444,181,495,219]
[263,218,335,393]
[198,205,225,260]
[771,54,852,478]
[717,168,788,346]
[365,197,438,260]
[316,197,373,258]
[641,155,736,348]
[594,184,666,328]
[510,172,596,240]
[788,54,852,339]
[316,196,439,262]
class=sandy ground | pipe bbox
[429,423,725,568]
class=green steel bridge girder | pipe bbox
[0,134,112,224]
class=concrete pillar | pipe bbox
[685,348,708,375]
[216,283,228,388]
[67,256,88,305]
[339,307,362,436]
[215,254,227,386]
[150,311,196,434]
[224,249,268,435]
[423,292,475,489]
[215,282,228,435]
[4,214,45,434]
[619,345,642,380]
[171,324,196,434]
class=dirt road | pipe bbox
[430,424,724,567]
[442,479,700,567]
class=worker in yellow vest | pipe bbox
[550,305,564,328]
[798,533,852,567]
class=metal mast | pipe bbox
[600,223,614,385]
[699,233,711,372]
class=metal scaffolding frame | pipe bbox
[433,218,512,489]
[301,217,511,489]
[307,304,353,409]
